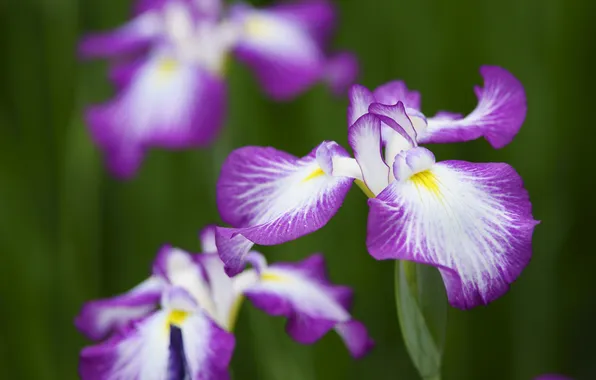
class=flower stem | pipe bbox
[354,179,376,198]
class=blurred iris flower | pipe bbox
[75,226,373,379]
[215,66,538,309]
[80,0,358,178]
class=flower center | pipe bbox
[261,272,286,282]
[410,170,440,196]
[167,309,189,327]
[158,58,178,76]
[302,167,325,182]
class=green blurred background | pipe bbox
[1,0,594,378]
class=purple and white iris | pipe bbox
[81,0,357,178]
[75,226,373,379]
[215,66,538,309]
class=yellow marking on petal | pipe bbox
[261,272,286,282]
[245,17,272,37]
[355,179,376,199]
[411,170,441,197]
[302,167,325,182]
[157,58,178,78]
[167,309,189,327]
[226,296,245,332]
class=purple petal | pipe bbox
[199,225,218,254]
[348,114,388,195]
[180,312,235,380]
[86,53,227,179]
[74,276,164,341]
[266,0,336,44]
[367,159,538,309]
[243,254,373,357]
[368,101,417,146]
[231,4,325,100]
[372,80,421,110]
[79,311,171,379]
[78,12,161,59]
[215,143,353,275]
[419,66,527,148]
[324,52,359,96]
[347,84,374,127]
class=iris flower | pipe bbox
[80,0,358,178]
[75,227,372,379]
[215,66,538,309]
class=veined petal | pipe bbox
[367,158,538,309]
[231,4,324,99]
[348,114,389,195]
[216,143,353,275]
[347,84,374,127]
[179,309,235,379]
[75,276,164,340]
[324,52,359,96]
[372,80,421,110]
[79,12,162,59]
[243,254,374,357]
[86,51,227,178]
[79,311,171,380]
[153,246,218,318]
[419,66,527,148]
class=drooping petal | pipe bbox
[75,276,165,340]
[230,4,325,99]
[153,245,218,318]
[347,84,374,127]
[372,80,421,110]
[266,0,336,44]
[243,254,374,357]
[216,142,353,275]
[79,311,171,380]
[86,51,227,178]
[324,52,359,96]
[367,157,538,309]
[179,312,235,379]
[348,114,389,195]
[419,66,527,148]
[79,12,162,59]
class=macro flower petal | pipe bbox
[152,245,218,318]
[347,84,375,127]
[231,4,325,99]
[86,51,227,178]
[216,142,353,275]
[419,66,527,148]
[196,252,236,329]
[348,114,389,195]
[243,254,374,357]
[79,12,162,59]
[266,0,335,44]
[79,310,171,379]
[367,152,538,309]
[200,225,218,254]
[75,276,164,341]
[372,80,421,110]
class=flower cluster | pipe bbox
[75,226,373,379]
[81,0,357,178]
[214,66,538,309]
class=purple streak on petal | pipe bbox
[367,161,538,309]
[74,277,164,340]
[347,84,374,127]
[215,227,255,276]
[420,66,527,148]
[266,0,336,44]
[86,55,227,179]
[335,320,375,359]
[215,143,352,274]
[372,80,421,110]
[324,52,359,96]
